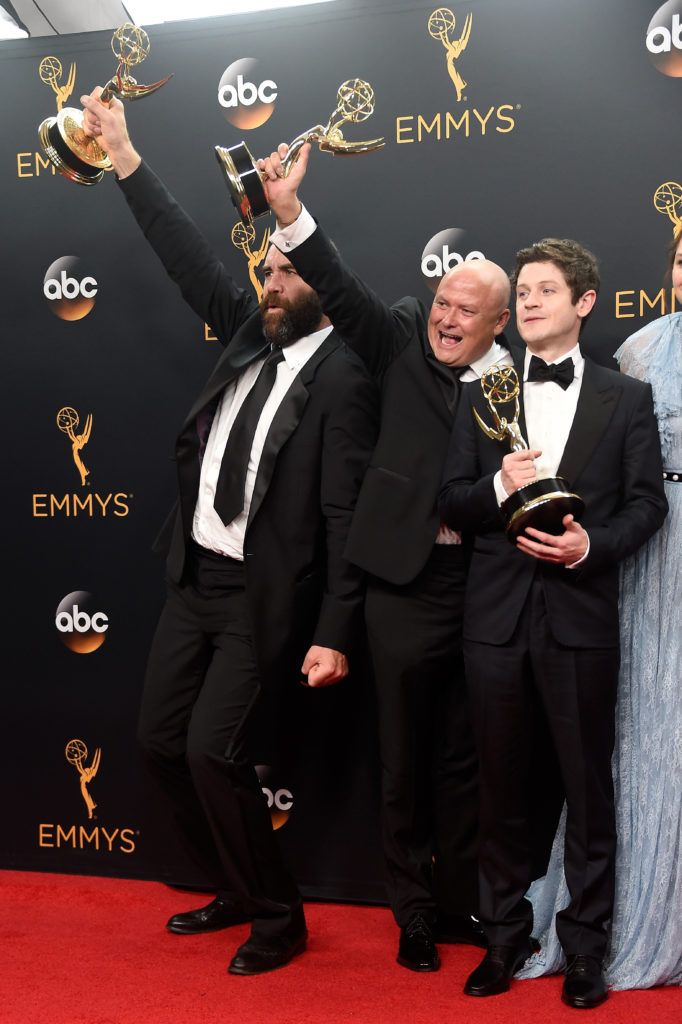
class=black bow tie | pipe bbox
[527,355,574,390]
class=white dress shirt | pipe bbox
[192,326,333,560]
[271,204,317,250]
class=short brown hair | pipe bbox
[511,238,600,333]
[511,238,600,303]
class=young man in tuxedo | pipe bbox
[439,239,668,1007]
[80,92,378,976]
[256,143,512,971]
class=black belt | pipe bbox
[663,470,682,482]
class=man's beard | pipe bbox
[260,291,324,347]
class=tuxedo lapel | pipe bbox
[182,315,269,432]
[557,359,622,487]
[247,333,340,527]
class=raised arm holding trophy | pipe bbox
[39,23,171,185]
[215,78,384,225]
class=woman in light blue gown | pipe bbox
[519,230,682,990]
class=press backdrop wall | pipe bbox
[1,0,679,900]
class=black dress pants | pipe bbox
[137,544,301,939]
[366,544,479,928]
[464,576,619,959]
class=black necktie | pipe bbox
[214,348,285,526]
[527,354,574,390]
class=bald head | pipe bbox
[439,259,511,312]
[428,259,511,367]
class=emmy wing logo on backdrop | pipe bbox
[66,739,100,819]
[218,58,278,129]
[204,222,271,338]
[256,766,294,830]
[615,180,681,318]
[646,1,682,76]
[421,228,485,289]
[396,8,518,144]
[32,407,132,519]
[654,180,682,234]
[57,406,92,486]
[56,591,109,654]
[38,740,138,854]
[232,221,271,302]
[16,53,78,178]
[428,7,472,102]
[40,55,76,112]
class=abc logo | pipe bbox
[56,591,108,654]
[421,229,485,292]
[43,257,98,321]
[256,765,293,830]
[647,1,682,76]
[218,58,278,129]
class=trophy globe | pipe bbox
[65,738,87,766]
[428,7,456,41]
[39,56,63,88]
[231,221,256,254]
[56,406,79,434]
[654,182,682,234]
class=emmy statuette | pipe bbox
[38,23,171,186]
[215,79,385,225]
[473,365,585,542]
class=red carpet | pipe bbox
[1,870,680,1024]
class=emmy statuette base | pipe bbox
[501,477,585,542]
[39,107,112,185]
[215,143,270,226]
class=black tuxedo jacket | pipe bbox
[439,346,668,648]
[117,163,378,690]
[284,223,510,585]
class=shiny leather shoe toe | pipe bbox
[228,930,307,975]
[397,913,440,972]
[166,895,249,934]
[464,939,539,996]
[562,955,608,1009]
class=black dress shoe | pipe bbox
[464,939,539,996]
[228,929,307,975]
[562,955,608,1009]
[397,913,440,972]
[166,895,250,934]
[434,914,488,948]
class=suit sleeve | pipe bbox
[283,223,414,378]
[312,357,379,654]
[577,382,668,575]
[116,161,257,346]
[439,389,503,531]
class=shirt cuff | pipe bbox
[493,470,510,507]
[270,204,316,251]
[566,532,590,569]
